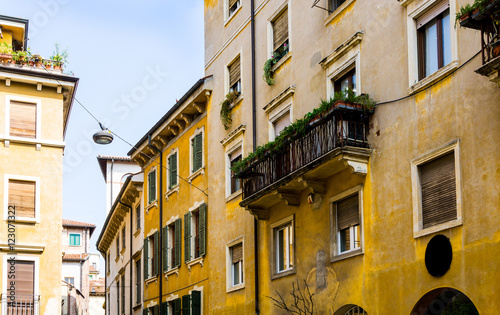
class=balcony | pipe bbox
[459,0,500,87]
[0,53,65,74]
[239,101,373,220]
[0,294,40,315]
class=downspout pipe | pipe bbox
[250,0,260,314]
[117,194,133,315]
[149,134,163,314]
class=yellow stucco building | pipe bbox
[0,15,78,315]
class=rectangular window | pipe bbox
[230,243,243,286]
[136,259,141,304]
[191,133,203,173]
[162,299,181,315]
[69,233,81,246]
[334,67,356,95]
[272,110,291,139]
[8,179,36,218]
[182,291,201,315]
[272,8,289,61]
[148,170,157,204]
[168,152,178,190]
[417,2,451,80]
[329,0,346,12]
[136,204,141,231]
[121,274,125,314]
[107,252,110,273]
[9,100,36,138]
[335,194,361,253]
[117,280,120,315]
[64,277,74,285]
[229,0,240,16]
[184,203,207,263]
[7,260,35,313]
[122,227,126,250]
[229,149,242,194]
[228,56,241,94]
[275,223,293,273]
[116,238,120,258]
[163,218,182,270]
[144,231,159,279]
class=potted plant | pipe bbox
[43,59,52,70]
[0,42,13,63]
[33,54,43,68]
[220,91,239,130]
[50,43,68,72]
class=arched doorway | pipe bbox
[411,287,479,315]
[335,305,368,315]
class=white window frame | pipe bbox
[5,95,41,140]
[267,1,292,59]
[330,185,364,262]
[326,50,361,101]
[2,255,40,315]
[269,104,292,142]
[69,233,82,246]
[189,126,205,176]
[324,0,356,25]
[225,51,243,98]
[224,0,242,25]
[225,142,243,199]
[411,139,462,238]
[167,221,176,270]
[406,0,458,93]
[166,148,179,191]
[3,174,40,223]
[270,215,295,279]
[147,167,157,205]
[226,237,244,292]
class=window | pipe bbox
[334,67,356,94]
[144,231,159,279]
[163,219,181,271]
[275,223,293,273]
[181,291,202,315]
[122,226,126,250]
[5,259,36,313]
[69,234,80,246]
[116,238,120,259]
[6,177,38,220]
[184,203,207,263]
[230,243,243,287]
[148,169,157,204]
[329,0,346,12]
[162,299,181,315]
[8,99,37,138]
[411,141,461,237]
[117,280,120,315]
[146,306,159,315]
[168,151,178,190]
[64,277,74,285]
[191,131,203,174]
[229,0,240,16]
[271,7,289,62]
[121,274,125,314]
[417,2,451,80]
[229,148,242,195]
[136,259,141,305]
[272,110,291,140]
[107,252,110,273]
[136,204,141,231]
[228,56,241,94]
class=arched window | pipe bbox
[411,287,479,315]
[344,306,367,315]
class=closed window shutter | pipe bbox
[148,171,156,203]
[10,100,36,138]
[199,203,206,257]
[162,226,168,271]
[231,243,243,263]
[175,218,182,267]
[143,309,148,315]
[337,194,359,230]
[416,1,449,29]
[161,302,168,315]
[420,152,457,229]
[229,0,238,10]
[192,133,203,172]
[182,294,191,315]
[9,180,36,218]
[184,212,191,263]
[174,298,182,315]
[273,9,289,51]
[8,260,34,296]
[228,57,241,88]
[153,231,159,276]
[191,291,201,315]
[153,305,159,315]
[143,238,148,278]
[170,153,178,188]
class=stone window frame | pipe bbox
[226,236,245,292]
[270,214,296,280]
[3,174,40,223]
[5,95,42,141]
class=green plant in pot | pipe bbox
[220,91,239,130]
[50,43,69,71]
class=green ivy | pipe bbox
[263,58,276,85]
[220,91,239,130]
[231,89,376,176]
[456,0,493,24]
[441,300,479,315]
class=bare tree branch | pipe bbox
[266,278,315,315]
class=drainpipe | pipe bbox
[117,193,133,315]
[149,135,163,314]
[250,0,260,314]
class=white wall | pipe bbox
[105,161,141,213]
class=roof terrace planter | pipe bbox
[239,101,373,219]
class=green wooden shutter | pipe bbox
[182,295,191,315]
[174,298,181,315]
[184,212,191,263]
[143,309,148,315]
[175,218,182,268]
[199,203,206,257]
[153,231,159,276]
[148,171,156,203]
[172,153,178,188]
[162,226,168,271]
[143,238,149,279]
[161,302,168,315]
[153,305,159,315]
[191,291,201,315]
[192,134,203,172]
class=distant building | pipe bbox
[89,278,105,315]
[88,253,100,280]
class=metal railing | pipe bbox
[0,294,40,315]
[241,107,370,199]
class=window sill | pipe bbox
[408,61,459,95]
[271,51,292,73]
[6,218,38,224]
[226,189,242,203]
[115,255,120,263]
[186,256,204,271]
[164,267,179,279]
[145,201,158,214]
[271,267,296,280]
[331,248,363,263]
[120,247,126,255]
[229,94,243,110]
[165,185,179,200]
[133,303,142,311]
[227,283,245,293]
[145,277,158,285]
[413,219,463,239]
[133,228,141,238]
[0,135,65,149]
[187,166,205,183]
[224,5,242,27]
[324,0,356,26]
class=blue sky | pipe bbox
[3,0,205,266]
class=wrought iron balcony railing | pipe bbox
[1,294,40,315]
[240,104,371,200]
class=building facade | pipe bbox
[0,15,78,315]
[204,0,500,314]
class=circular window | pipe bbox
[425,234,452,277]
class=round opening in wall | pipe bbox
[425,234,452,277]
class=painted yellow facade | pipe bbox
[0,16,78,315]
